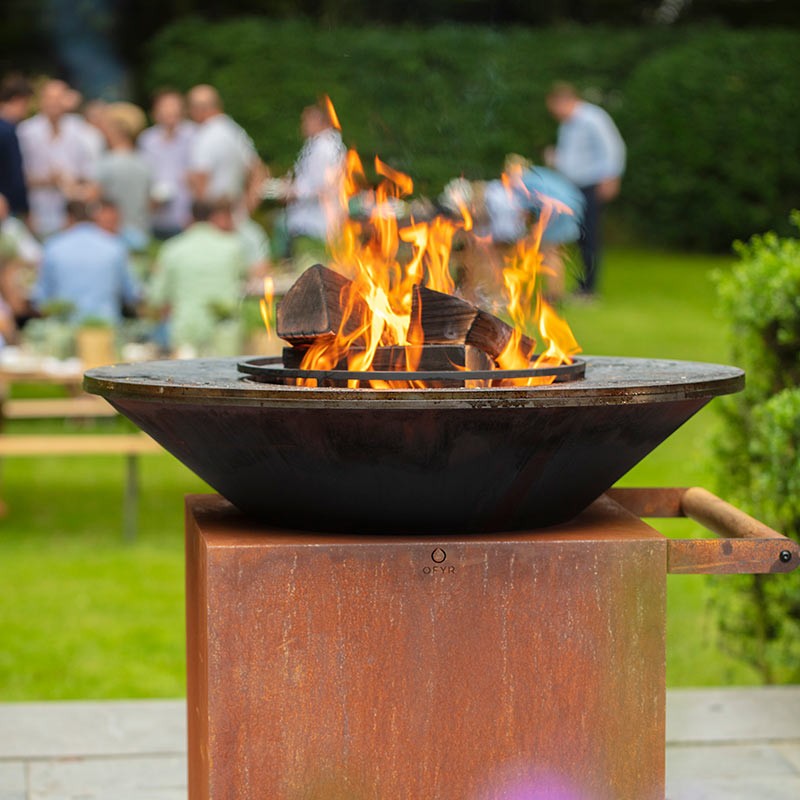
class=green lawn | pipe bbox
[0,247,761,700]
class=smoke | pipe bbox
[43,0,128,100]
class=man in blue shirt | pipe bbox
[0,75,33,219]
[546,82,626,297]
[32,201,140,324]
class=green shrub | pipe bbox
[713,214,800,683]
[619,31,800,250]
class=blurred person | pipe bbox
[283,100,346,267]
[441,157,584,305]
[148,200,249,355]
[238,216,272,289]
[207,198,272,287]
[89,197,146,313]
[0,74,33,220]
[508,159,585,302]
[546,82,625,298]
[63,88,105,159]
[17,79,96,237]
[90,196,121,236]
[0,193,41,265]
[62,86,82,114]
[138,89,195,239]
[80,98,108,160]
[92,101,151,250]
[0,281,17,346]
[0,192,41,324]
[31,200,139,324]
[186,84,264,214]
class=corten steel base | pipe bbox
[186,494,668,800]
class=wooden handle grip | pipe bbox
[680,487,787,541]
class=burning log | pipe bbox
[281,343,492,372]
[276,264,366,347]
[410,285,534,360]
[407,285,476,346]
[276,264,533,365]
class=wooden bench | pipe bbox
[0,433,163,541]
[3,395,118,420]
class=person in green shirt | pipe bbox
[148,200,249,356]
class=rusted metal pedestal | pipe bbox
[186,494,669,800]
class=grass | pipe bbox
[0,246,761,701]
[0,449,207,699]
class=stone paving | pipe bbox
[1,687,798,799]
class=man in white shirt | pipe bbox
[285,101,347,256]
[186,85,263,214]
[138,90,195,239]
[546,82,625,297]
[17,80,96,237]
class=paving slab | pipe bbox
[1,689,799,799]
[666,775,800,800]
[774,742,800,773]
[28,755,186,800]
[666,686,800,743]
[666,742,800,780]
[0,762,26,800]
[0,700,185,759]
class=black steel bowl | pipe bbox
[84,356,743,533]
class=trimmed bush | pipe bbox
[713,214,800,683]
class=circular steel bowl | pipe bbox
[84,356,743,533]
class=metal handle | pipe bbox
[606,487,800,575]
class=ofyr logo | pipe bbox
[422,548,456,575]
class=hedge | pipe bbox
[618,30,800,250]
[713,214,800,683]
[142,20,800,250]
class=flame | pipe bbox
[494,195,580,385]
[375,156,413,196]
[538,298,580,363]
[298,128,467,387]
[259,277,276,340]
[322,94,341,131]
[263,96,579,388]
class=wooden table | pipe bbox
[0,357,161,539]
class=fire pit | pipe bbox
[83,104,800,798]
[83,322,795,800]
[85,354,742,532]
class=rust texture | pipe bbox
[186,494,667,800]
[608,487,800,574]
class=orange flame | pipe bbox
[494,195,580,385]
[259,277,276,339]
[265,97,579,388]
[375,156,413,197]
[322,94,341,131]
